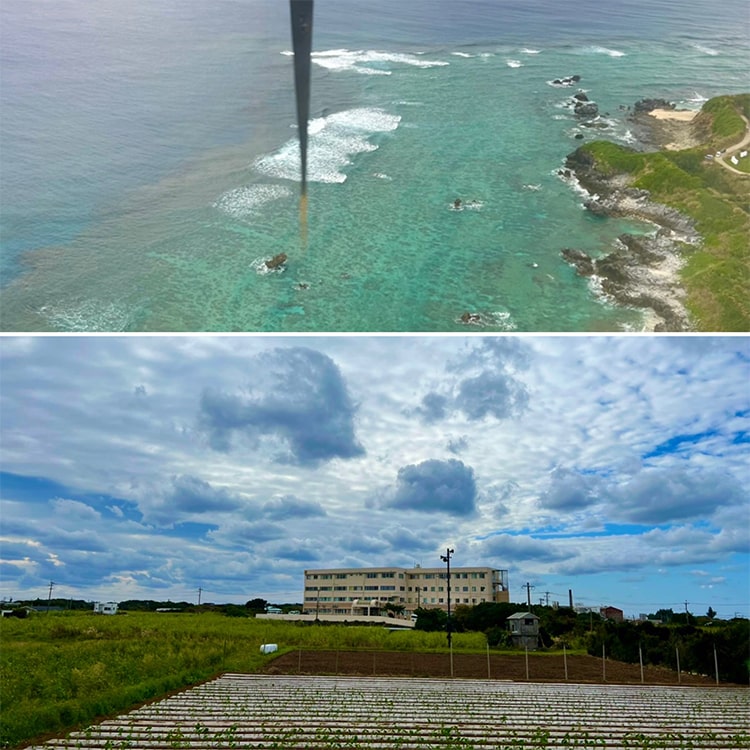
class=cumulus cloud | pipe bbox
[455,371,528,420]
[197,347,365,466]
[607,469,745,524]
[412,338,529,424]
[538,468,602,512]
[167,475,243,514]
[415,393,449,423]
[386,459,477,516]
[447,436,469,454]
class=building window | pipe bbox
[366,573,378,578]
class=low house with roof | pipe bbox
[507,611,540,650]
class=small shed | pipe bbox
[507,611,540,650]
[600,606,624,622]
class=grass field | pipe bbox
[0,612,493,748]
[3,612,746,749]
[579,93,750,331]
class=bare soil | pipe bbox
[264,650,727,686]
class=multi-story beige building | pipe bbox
[303,565,509,616]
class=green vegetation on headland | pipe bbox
[571,94,750,331]
[2,605,748,748]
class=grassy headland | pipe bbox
[570,94,749,331]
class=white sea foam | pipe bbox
[309,49,449,76]
[451,51,473,58]
[254,107,402,184]
[506,59,523,68]
[214,184,292,219]
[691,43,719,56]
[521,48,541,54]
[40,300,138,332]
[252,256,286,276]
[687,92,709,104]
[586,45,626,57]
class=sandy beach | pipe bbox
[649,108,699,122]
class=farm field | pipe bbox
[268,649,727,685]
[26,674,750,749]
[3,613,747,748]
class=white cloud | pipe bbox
[0,336,747,615]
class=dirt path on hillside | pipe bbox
[265,650,730,686]
[716,114,750,175]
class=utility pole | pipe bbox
[543,591,551,606]
[198,587,202,606]
[440,548,454,648]
[47,581,55,610]
[522,582,534,610]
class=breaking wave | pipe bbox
[303,48,449,75]
[584,45,626,57]
[39,299,141,332]
[214,184,292,219]
[253,108,401,184]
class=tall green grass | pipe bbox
[578,93,750,331]
[0,612,490,748]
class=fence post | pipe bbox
[525,646,529,681]
[676,646,681,684]
[373,651,377,675]
[298,648,302,674]
[714,643,719,685]
[450,642,454,678]
[602,643,606,682]
[639,644,644,684]
[335,649,339,675]
[563,644,568,681]
[487,642,491,680]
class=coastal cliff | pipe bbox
[559,94,750,332]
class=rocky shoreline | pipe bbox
[559,99,703,331]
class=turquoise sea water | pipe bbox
[1,0,747,331]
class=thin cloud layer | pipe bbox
[0,336,747,617]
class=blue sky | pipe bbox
[1,335,748,618]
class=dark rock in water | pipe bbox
[265,253,288,269]
[575,133,585,139]
[634,98,674,113]
[551,74,582,86]
[573,92,589,102]
[460,312,482,324]
[574,101,599,117]
[561,248,595,276]
[583,199,609,217]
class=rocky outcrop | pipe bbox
[551,74,582,86]
[633,98,675,113]
[265,253,287,270]
[574,100,599,117]
[562,233,692,331]
[560,146,701,331]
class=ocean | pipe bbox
[1,0,747,331]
